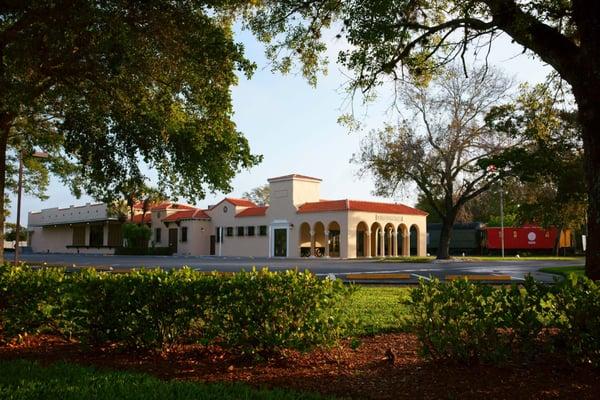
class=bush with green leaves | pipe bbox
[0,265,349,356]
[406,278,512,363]
[0,265,66,339]
[121,223,151,248]
[208,269,350,357]
[549,274,600,367]
[406,274,600,365]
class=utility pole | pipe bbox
[14,151,49,266]
[500,179,505,258]
[13,150,24,265]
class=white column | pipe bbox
[324,230,330,258]
[379,229,384,257]
[309,230,315,257]
[365,232,371,258]
[392,230,398,257]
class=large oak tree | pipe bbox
[248,0,600,278]
[0,1,261,262]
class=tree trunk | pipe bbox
[436,217,455,259]
[574,88,600,280]
[553,226,563,257]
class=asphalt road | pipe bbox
[18,253,584,283]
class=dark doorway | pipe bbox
[274,228,287,257]
[168,228,178,253]
[210,235,216,255]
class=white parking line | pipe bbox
[411,273,431,281]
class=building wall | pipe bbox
[170,219,212,256]
[29,225,115,254]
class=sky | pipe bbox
[13,27,553,225]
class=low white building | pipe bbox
[28,174,428,258]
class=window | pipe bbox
[181,227,188,242]
[89,225,104,247]
[259,225,267,236]
[226,227,234,237]
[247,226,255,236]
[155,228,162,243]
[237,226,245,236]
[513,230,518,238]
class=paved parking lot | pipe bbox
[18,253,584,284]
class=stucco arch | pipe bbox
[370,222,383,257]
[356,221,369,257]
[397,224,409,256]
[313,221,326,257]
[410,224,420,256]
[327,221,341,257]
[299,222,311,257]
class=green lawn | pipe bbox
[0,360,330,400]
[375,256,434,263]
[539,265,586,277]
[341,286,411,336]
[460,256,584,261]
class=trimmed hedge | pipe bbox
[0,265,350,356]
[406,274,600,366]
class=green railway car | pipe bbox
[427,222,485,255]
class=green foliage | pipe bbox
[0,266,349,355]
[206,269,350,356]
[549,275,600,367]
[0,360,330,400]
[3,223,27,242]
[242,184,270,206]
[406,275,600,366]
[0,265,66,339]
[340,286,411,336]
[121,223,151,249]
[1,1,261,207]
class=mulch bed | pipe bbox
[1,334,598,399]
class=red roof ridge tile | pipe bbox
[235,206,269,218]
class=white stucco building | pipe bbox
[28,174,427,258]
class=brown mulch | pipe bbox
[0,334,598,400]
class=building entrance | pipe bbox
[273,228,287,257]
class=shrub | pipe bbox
[550,274,600,367]
[0,265,67,340]
[406,278,512,363]
[207,268,350,357]
[0,265,349,355]
[121,223,151,249]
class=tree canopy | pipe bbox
[356,64,512,259]
[0,1,262,260]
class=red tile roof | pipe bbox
[151,202,196,211]
[162,209,210,222]
[224,198,257,207]
[297,199,428,216]
[236,206,268,217]
[268,174,322,182]
[130,213,152,224]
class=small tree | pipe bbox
[122,223,151,249]
[243,184,270,206]
[356,64,512,259]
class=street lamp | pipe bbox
[14,150,49,265]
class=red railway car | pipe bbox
[484,225,573,252]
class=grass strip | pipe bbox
[0,359,331,400]
[340,286,411,336]
[539,265,585,277]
